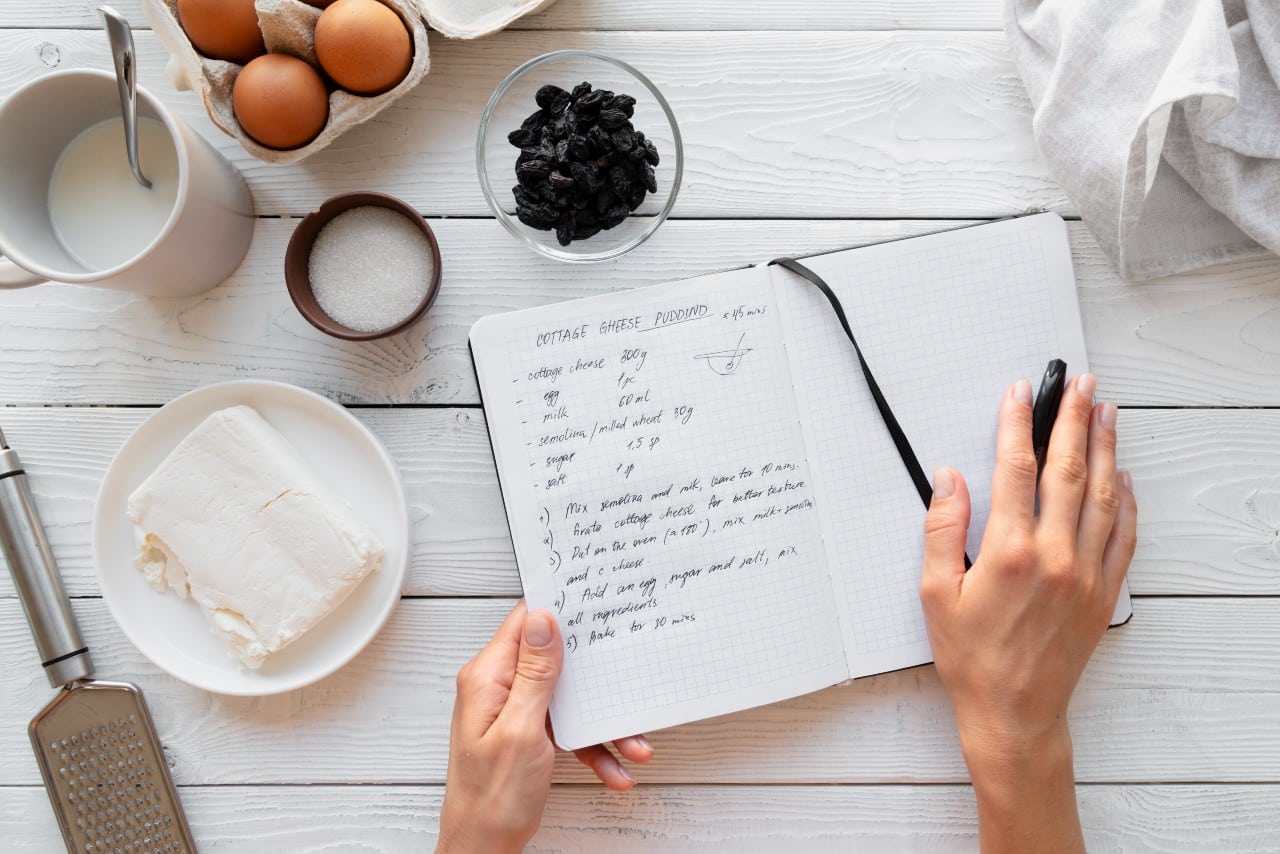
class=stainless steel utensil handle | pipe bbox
[0,429,93,688]
[100,6,152,190]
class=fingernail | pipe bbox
[933,468,955,500]
[1077,372,1097,401]
[618,765,635,784]
[1013,379,1032,407]
[635,734,653,752]
[1119,470,1133,491]
[525,611,553,647]
[1098,402,1117,430]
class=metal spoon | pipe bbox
[99,6,151,189]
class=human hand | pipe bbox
[919,374,1137,852]
[437,601,654,854]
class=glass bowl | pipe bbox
[477,50,683,263]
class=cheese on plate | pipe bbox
[127,405,384,668]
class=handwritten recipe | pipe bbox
[475,269,848,746]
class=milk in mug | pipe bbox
[48,117,180,271]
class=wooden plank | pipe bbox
[1122,410,1280,592]
[2,220,1278,406]
[525,1,1005,32]
[0,407,1276,598]
[4,784,1280,852]
[0,29,1064,217]
[0,0,1004,33]
[2,598,1278,785]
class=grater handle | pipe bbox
[0,428,93,687]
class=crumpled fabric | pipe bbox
[1006,0,1280,280]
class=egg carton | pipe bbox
[141,0,559,164]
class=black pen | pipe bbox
[1031,359,1067,478]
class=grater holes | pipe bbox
[47,713,179,854]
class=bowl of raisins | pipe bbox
[477,50,683,263]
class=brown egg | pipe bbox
[233,54,330,150]
[177,0,266,65]
[315,0,413,96]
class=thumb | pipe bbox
[921,467,971,607]
[499,609,564,736]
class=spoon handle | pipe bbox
[99,6,152,190]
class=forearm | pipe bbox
[961,721,1084,854]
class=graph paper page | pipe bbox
[471,267,849,750]
[772,214,1127,678]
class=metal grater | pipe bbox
[1,425,198,853]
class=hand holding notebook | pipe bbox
[469,213,1132,750]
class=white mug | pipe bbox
[0,69,254,297]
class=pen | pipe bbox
[1031,359,1067,478]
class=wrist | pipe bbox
[959,718,1082,852]
[436,803,526,854]
[958,715,1074,783]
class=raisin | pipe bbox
[627,184,647,210]
[507,128,536,148]
[539,183,570,206]
[516,159,551,185]
[626,132,647,161]
[603,204,629,229]
[598,109,628,129]
[555,211,577,246]
[609,164,631,197]
[535,84,567,109]
[570,81,592,100]
[548,171,575,190]
[554,138,570,163]
[550,92,572,114]
[520,110,547,133]
[512,185,540,209]
[641,137,660,166]
[569,136,593,161]
[516,205,555,230]
[552,112,576,136]
[642,162,657,193]
[570,161,601,193]
[572,89,606,113]
[610,126,635,152]
[606,94,636,117]
[587,125,612,152]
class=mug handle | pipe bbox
[0,255,46,289]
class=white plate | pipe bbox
[93,380,409,696]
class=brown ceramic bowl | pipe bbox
[284,192,442,341]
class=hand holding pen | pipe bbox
[919,367,1137,854]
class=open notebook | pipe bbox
[469,213,1132,750]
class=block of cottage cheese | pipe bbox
[127,405,384,668]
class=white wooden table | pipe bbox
[3,2,1280,850]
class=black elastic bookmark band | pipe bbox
[771,256,972,570]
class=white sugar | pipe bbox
[308,206,435,333]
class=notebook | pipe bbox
[469,213,1132,750]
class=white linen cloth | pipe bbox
[1005,0,1280,280]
